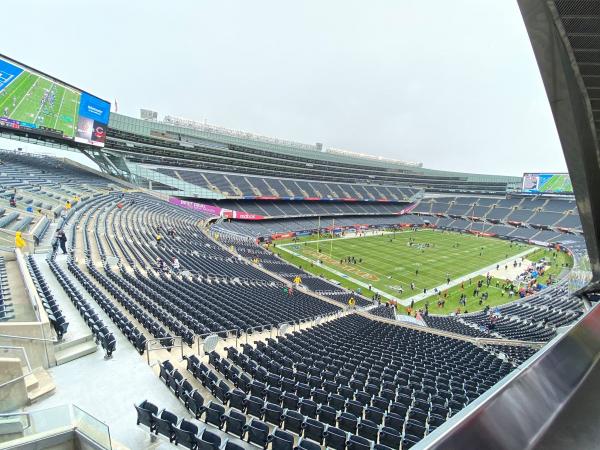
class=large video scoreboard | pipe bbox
[0,54,110,147]
[522,173,573,194]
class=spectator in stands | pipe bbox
[9,196,16,207]
[348,296,356,309]
[172,257,180,273]
[155,233,162,246]
[168,226,175,238]
[65,200,72,210]
[14,231,26,250]
[57,229,67,255]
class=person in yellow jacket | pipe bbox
[348,296,356,309]
[293,275,302,285]
[15,231,26,249]
[65,200,72,210]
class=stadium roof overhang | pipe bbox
[416,2,600,449]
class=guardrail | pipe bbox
[145,336,185,365]
[194,311,342,357]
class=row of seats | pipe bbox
[413,196,580,229]
[25,256,69,339]
[155,167,416,202]
[368,305,396,320]
[159,357,404,450]
[85,263,171,352]
[0,257,14,321]
[67,260,147,354]
[46,256,115,357]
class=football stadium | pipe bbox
[0,2,599,449]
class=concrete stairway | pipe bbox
[54,334,97,366]
[24,367,55,404]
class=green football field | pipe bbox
[540,174,572,193]
[412,247,572,315]
[0,70,80,138]
[277,229,532,300]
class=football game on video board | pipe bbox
[0,54,110,147]
[522,172,573,194]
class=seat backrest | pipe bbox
[140,400,158,415]
[299,438,321,450]
[201,430,221,446]
[192,390,205,405]
[161,409,178,424]
[230,408,246,422]
[348,434,372,450]
[180,418,199,434]
[251,418,268,431]
[209,401,225,414]
[224,442,244,450]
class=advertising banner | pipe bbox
[169,197,266,220]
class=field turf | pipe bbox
[410,247,572,315]
[276,229,530,300]
[0,70,79,138]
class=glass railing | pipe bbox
[72,405,112,449]
[0,404,111,449]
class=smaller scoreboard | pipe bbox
[522,173,573,194]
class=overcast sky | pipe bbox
[2,0,566,177]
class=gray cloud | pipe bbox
[2,0,565,177]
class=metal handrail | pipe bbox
[0,333,58,343]
[145,336,184,365]
[0,345,33,390]
[0,371,34,390]
[193,310,341,354]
